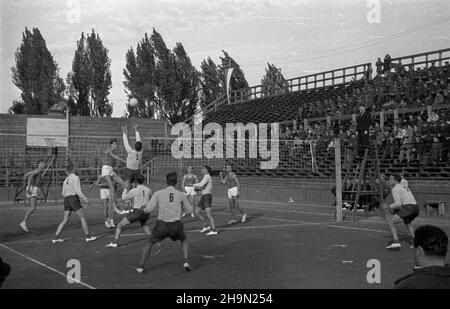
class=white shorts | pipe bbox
[184,186,196,197]
[26,186,39,198]
[100,188,111,200]
[227,187,239,199]
[101,165,116,178]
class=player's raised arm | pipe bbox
[122,126,133,153]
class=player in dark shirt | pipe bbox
[395,225,450,289]
[19,160,46,232]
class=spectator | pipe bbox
[395,225,450,289]
[384,54,392,73]
[356,105,371,156]
[383,134,398,159]
[376,57,383,74]
[399,136,413,163]
[0,257,11,288]
[431,136,443,162]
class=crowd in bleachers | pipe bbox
[299,57,450,120]
[278,56,450,171]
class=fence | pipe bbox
[0,133,321,187]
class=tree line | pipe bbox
[10,27,288,124]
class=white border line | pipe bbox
[0,243,96,289]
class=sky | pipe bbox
[1,0,449,117]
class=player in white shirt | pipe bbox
[181,166,198,218]
[136,172,193,273]
[385,174,419,250]
[193,165,217,236]
[122,124,143,191]
[106,174,152,248]
[52,165,96,243]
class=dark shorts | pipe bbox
[149,220,186,244]
[64,195,82,212]
[124,168,141,182]
[197,194,212,210]
[126,209,150,226]
[395,204,419,225]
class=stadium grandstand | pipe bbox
[1,47,449,211]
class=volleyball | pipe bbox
[129,98,138,107]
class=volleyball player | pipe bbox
[136,172,192,273]
[52,165,96,243]
[193,165,217,236]
[101,139,126,214]
[91,175,116,228]
[106,174,152,248]
[220,164,247,224]
[181,166,198,218]
[19,160,46,232]
[385,174,420,250]
[122,124,143,190]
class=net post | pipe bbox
[334,138,343,222]
[146,165,150,185]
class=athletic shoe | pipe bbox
[227,219,237,225]
[136,267,144,274]
[242,214,247,223]
[106,242,118,248]
[85,236,97,242]
[52,238,64,244]
[183,262,191,271]
[386,241,401,250]
[200,226,211,233]
[109,219,116,228]
[191,213,195,218]
[105,220,111,228]
[206,230,218,236]
[19,221,29,232]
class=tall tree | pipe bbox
[11,27,64,114]
[123,29,199,124]
[261,63,289,97]
[171,42,200,124]
[123,33,156,118]
[86,30,112,117]
[151,28,181,123]
[199,57,223,108]
[67,30,112,117]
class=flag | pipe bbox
[225,67,234,104]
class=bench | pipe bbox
[423,200,446,216]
